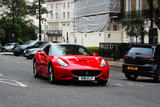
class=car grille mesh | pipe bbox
[71,70,102,76]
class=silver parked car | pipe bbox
[3,43,19,52]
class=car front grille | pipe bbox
[71,70,102,76]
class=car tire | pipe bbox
[27,56,33,59]
[124,73,138,80]
[153,68,160,82]
[14,53,20,56]
[97,80,108,86]
[33,60,39,78]
[48,64,55,83]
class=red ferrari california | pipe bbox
[33,43,109,85]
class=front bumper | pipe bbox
[122,63,157,77]
[53,65,109,81]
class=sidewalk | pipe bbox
[106,58,123,67]
[108,60,122,67]
[0,52,14,55]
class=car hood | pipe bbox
[58,55,103,67]
[28,48,43,51]
[19,45,28,49]
[4,46,12,48]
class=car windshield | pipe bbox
[23,40,36,45]
[34,42,48,48]
[128,47,153,56]
[49,45,92,56]
[5,43,13,46]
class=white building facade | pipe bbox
[46,0,74,43]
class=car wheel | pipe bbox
[97,80,108,86]
[124,73,138,80]
[27,56,33,59]
[14,53,20,56]
[33,60,39,78]
[153,68,160,82]
[48,64,55,83]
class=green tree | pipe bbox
[0,17,37,44]
[121,11,147,43]
[0,0,47,21]
[0,0,47,44]
[0,28,5,43]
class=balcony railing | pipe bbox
[47,30,62,35]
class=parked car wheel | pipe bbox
[27,56,33,59]
[124,73,138,80]
[153,68,160,82]
[14,52,20,56]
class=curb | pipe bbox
[0,52,14,55]
[108,61,122,67]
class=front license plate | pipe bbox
[78,76,95,81]
[127,66,138,70]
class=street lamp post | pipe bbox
[148,0,154,44]
[12,0,15,42]
[39,0,42,41]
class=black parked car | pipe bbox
[13,40,37,56]
[24,42,48,59]
[122,44,160,82]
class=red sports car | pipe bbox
[33,43,109,85]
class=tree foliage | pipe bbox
[0,0,47,45]
[0,17,37,45]
[0,28,5,43]
[0,0,47,20]
[121,11,147,43]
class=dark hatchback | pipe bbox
[122,45,160,81]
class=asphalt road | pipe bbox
[0,54,160,107]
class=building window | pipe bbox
[108,34,111,38]
[136,0,142,11]
[113,25,117,31]
[50,13,53,19]
[51,4,53,9]
[55,24,59,30]
[56,13,58,19]
[63,24,65,26]
[63,12,66,19]
[63,2,66,8]
[67,12,70,19]
[56,3,58,10]
[67,2,70,9]
[67,23,70,26]
[126,0,132,12]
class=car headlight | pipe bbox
[57,59,68,67]
[100,59,107,67]
[31,50,37,54]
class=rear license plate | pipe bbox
[78,76,95,81]
[127,66,138,70]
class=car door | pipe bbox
[40,45,51,74]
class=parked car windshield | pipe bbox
[128,47,153,56]
[35,42,48,48]
[5,43,13,46]
[49,45,92,56]
[23,40,36,45]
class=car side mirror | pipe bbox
[93,53,98,56]
[39,51,47,56]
